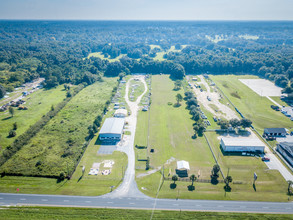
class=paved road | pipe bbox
[1,193,293,214]
[106,76,148,198]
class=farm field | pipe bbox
[0,207,290,220]
[0,78,117,177]
[135,75,216,192]
[0,86,67,149]
[210,75,293,133]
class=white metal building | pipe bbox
[99,117,125,142]
[114,109,127,118]
[176,160,190,171]
[220,137,265,153]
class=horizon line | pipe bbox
[0,19,293,22]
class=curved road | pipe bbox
[1,76,293,214]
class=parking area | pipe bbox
[239,79,282,97]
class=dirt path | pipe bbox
[107,75,148,198]
[190,75,238,120]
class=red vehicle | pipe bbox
[262,157,270,161]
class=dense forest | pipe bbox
[0,21,293,99]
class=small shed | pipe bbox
[176,160,190,177]
[114,109,127,118]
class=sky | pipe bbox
[0,0,292,20]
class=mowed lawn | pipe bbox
[204,131,288,202]
[210,75,293,133]
[0,78,117,177]
[0,147,127,196]
[1,207,291,220]
[0,86,66,149]
[136,75,216,197]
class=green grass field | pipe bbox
[135,75,216,192]
[0,78,117,177]
[135,75,290,202]
[0,207,290,220]
[0,86,66,149]
[0,149,127,195]
[204,131,288,202]
[87,52,126,62]
[210,75,293,133]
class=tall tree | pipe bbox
[9,106,14,117]
[176,93,183,106]
[190,174,197,186]
[0,84,6,99]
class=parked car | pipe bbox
[262,157,270,161]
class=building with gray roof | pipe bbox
[99,117,125,142]
[277,142,293,168]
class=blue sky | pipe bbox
[0,0,292,20]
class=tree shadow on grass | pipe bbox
[224,185,231,192]
[173,103,181,108]
[211,176,219,185]
[2,116,12,121]
[77,174,84,183]
[170,183,177,189]
[187,185,195,191]
[253,183,256,192]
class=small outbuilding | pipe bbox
[99,117,125,142]
[277,142,293,168]
[114,109,127,118]
[176,160,190,177]
[263,128,286,137]
[220,137,265,153]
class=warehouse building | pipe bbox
[99,117,125,142]
[220,137,265,153]
[277,142,293,168]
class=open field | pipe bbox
[87,52,126,62]
[210,75,293,133]
[0,78,117,177]
[271,96,289,107]
[205,131,288,202]
[135,75,215,187]
[0,86,67,149]
[0,149,127,195]
[0,207,290,220]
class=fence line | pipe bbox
[203,133,225,180]
[164,177,225,183]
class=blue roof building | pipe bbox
[99,117,125,142]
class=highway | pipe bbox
[1,193,293,214]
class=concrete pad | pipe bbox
[239,79,282,97]
[98,145,117,154]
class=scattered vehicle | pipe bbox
[262,157,270,161]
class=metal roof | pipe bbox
[114,109,127,116]
[264,128,286,133]
[99,117,125,135]
[177,160,190,170]
[221,137,265,147]
[279,142,293,155]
